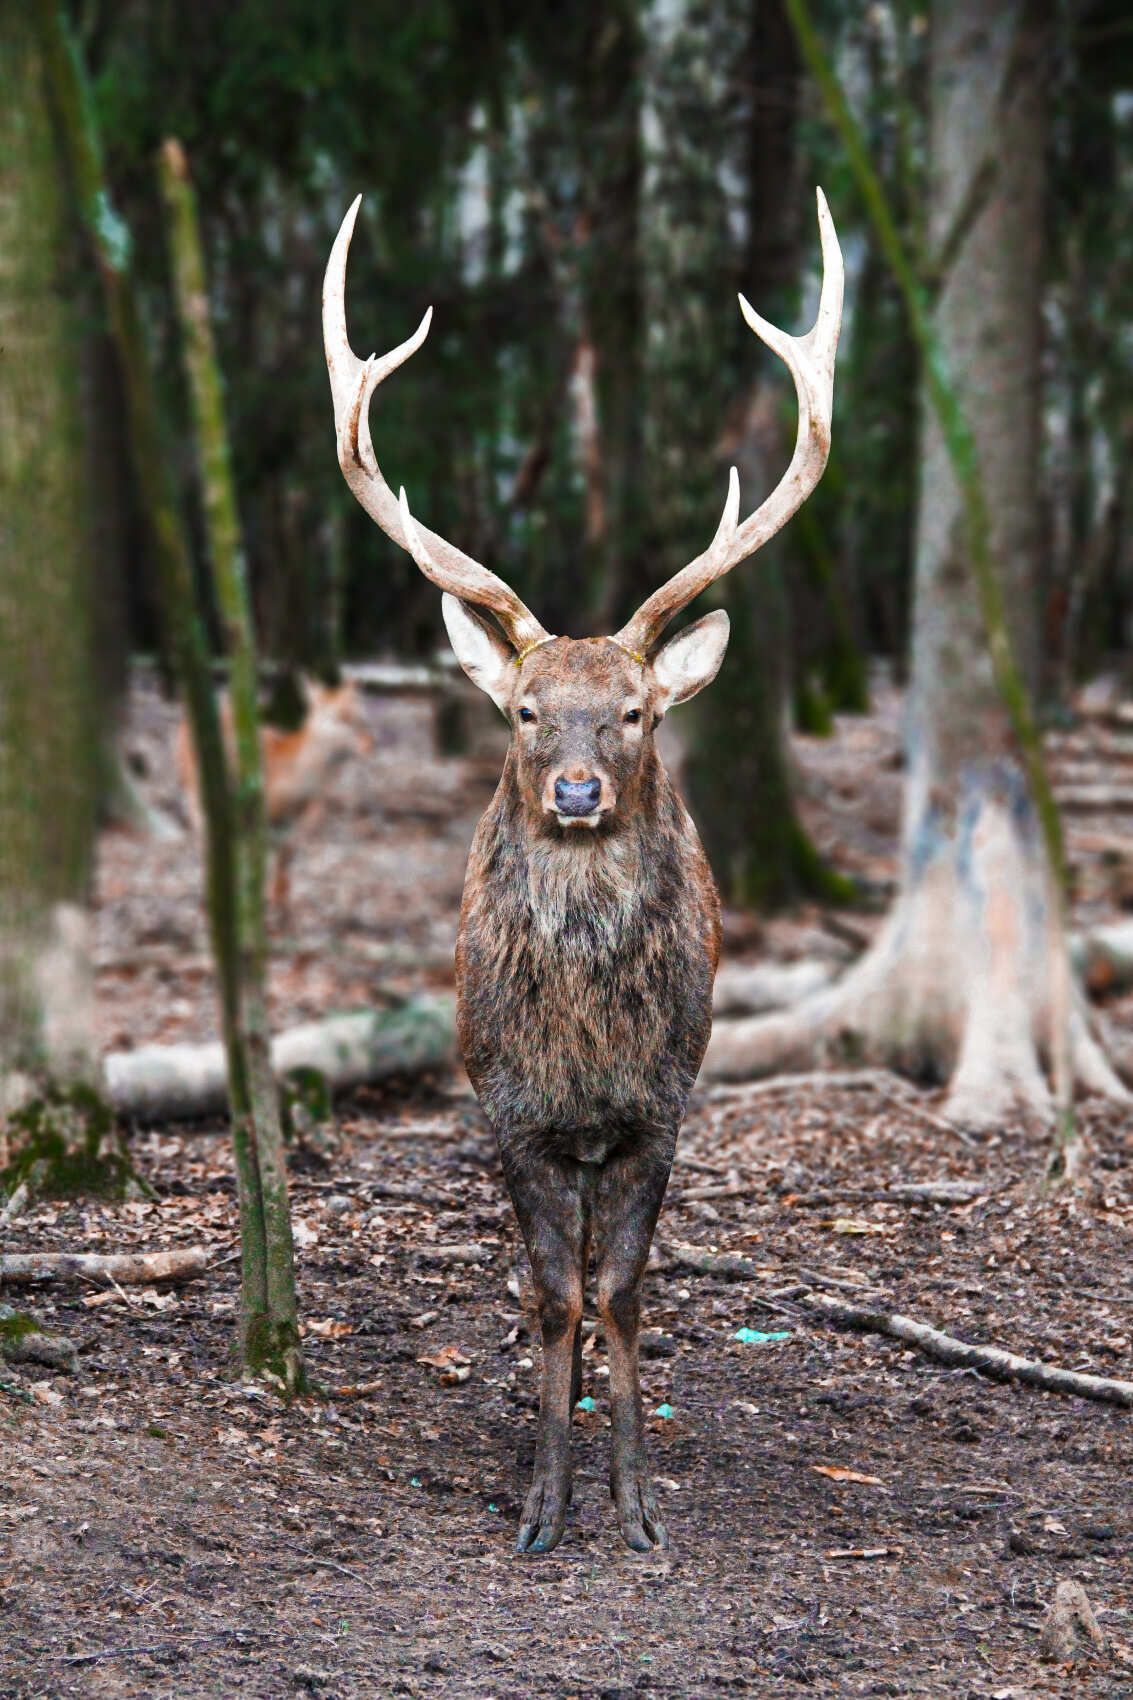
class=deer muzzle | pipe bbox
[553,777,602,820]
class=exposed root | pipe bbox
[703,787,1131,1132]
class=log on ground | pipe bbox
[0,1250,209,1286]
[102,996,455,1122]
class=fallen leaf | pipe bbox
[812,1465,884,1486]
[417,1344,473,1384]
[417,1344,471,1370]
[305,1318,353,1339]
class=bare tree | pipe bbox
[708,0,1128,1133]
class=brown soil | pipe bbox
[2,672,1132,1698]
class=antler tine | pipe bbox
[322,198,550,653]
[615,187,843,658]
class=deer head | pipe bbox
[322,192,842,832]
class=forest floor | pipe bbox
[3,669,1133,1699]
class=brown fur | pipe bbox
[454,634,721,1553]
[175,681,371,913]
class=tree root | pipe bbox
[702,792,1131,1132]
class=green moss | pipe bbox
[0,1309,39,1344]
[0,1084,145,1200]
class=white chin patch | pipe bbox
[555,813,602,829]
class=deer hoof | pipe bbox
[515,1474,568,1555]
[613,1475,668,1553]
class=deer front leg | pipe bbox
[594,1149,672,1553]
[502,1151,586,1556]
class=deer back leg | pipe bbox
[593,1146,673,1552]
[502,1148,588,1555]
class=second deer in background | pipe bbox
[176,678,371,917]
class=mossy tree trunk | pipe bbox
[0,9,99,1084]
[33,5,278,1360]
[708,0,1128,1143]
[159,138,302,1392]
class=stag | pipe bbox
[323,192,842,1554]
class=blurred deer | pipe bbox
[324,190,841,1553]
[176,677,371,916]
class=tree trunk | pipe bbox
[661,0,844,910]
[0,9,98,1081]
[706,0,1128,1130]
[160,139,303,1391]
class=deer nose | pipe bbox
[554,777,602,816]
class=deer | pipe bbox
[176,677,371,915]
[323,188,842,1555]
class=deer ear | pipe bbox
[651,609,730,712]
[441,594,514,714]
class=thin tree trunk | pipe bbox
[159,138,302,1390]
[0,9,98,1082]
[708,0,1128,1143]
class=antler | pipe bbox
[322,197,551,654]
[613,187,844,660]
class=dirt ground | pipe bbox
[3,671,1132,1698]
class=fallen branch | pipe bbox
[0,1249,209,1287]
[662,1244,1133,1408]
[656,1240,762,1281]
[102,995,455,1122]
[677,1179,985,1208]
[804,1291,1133,1408]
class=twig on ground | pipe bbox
[61,1632,258,1667]
[707,1068,898,1102]
[301,1554,372,1582]
[804,1291,1133,1408]
[672,1154,730,1176]
[706,1068,983,1149]
[678,1179,986,1207]
[0,1249,209,1286]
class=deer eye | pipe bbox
[623,708,642,725]
[518,706,536,724]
